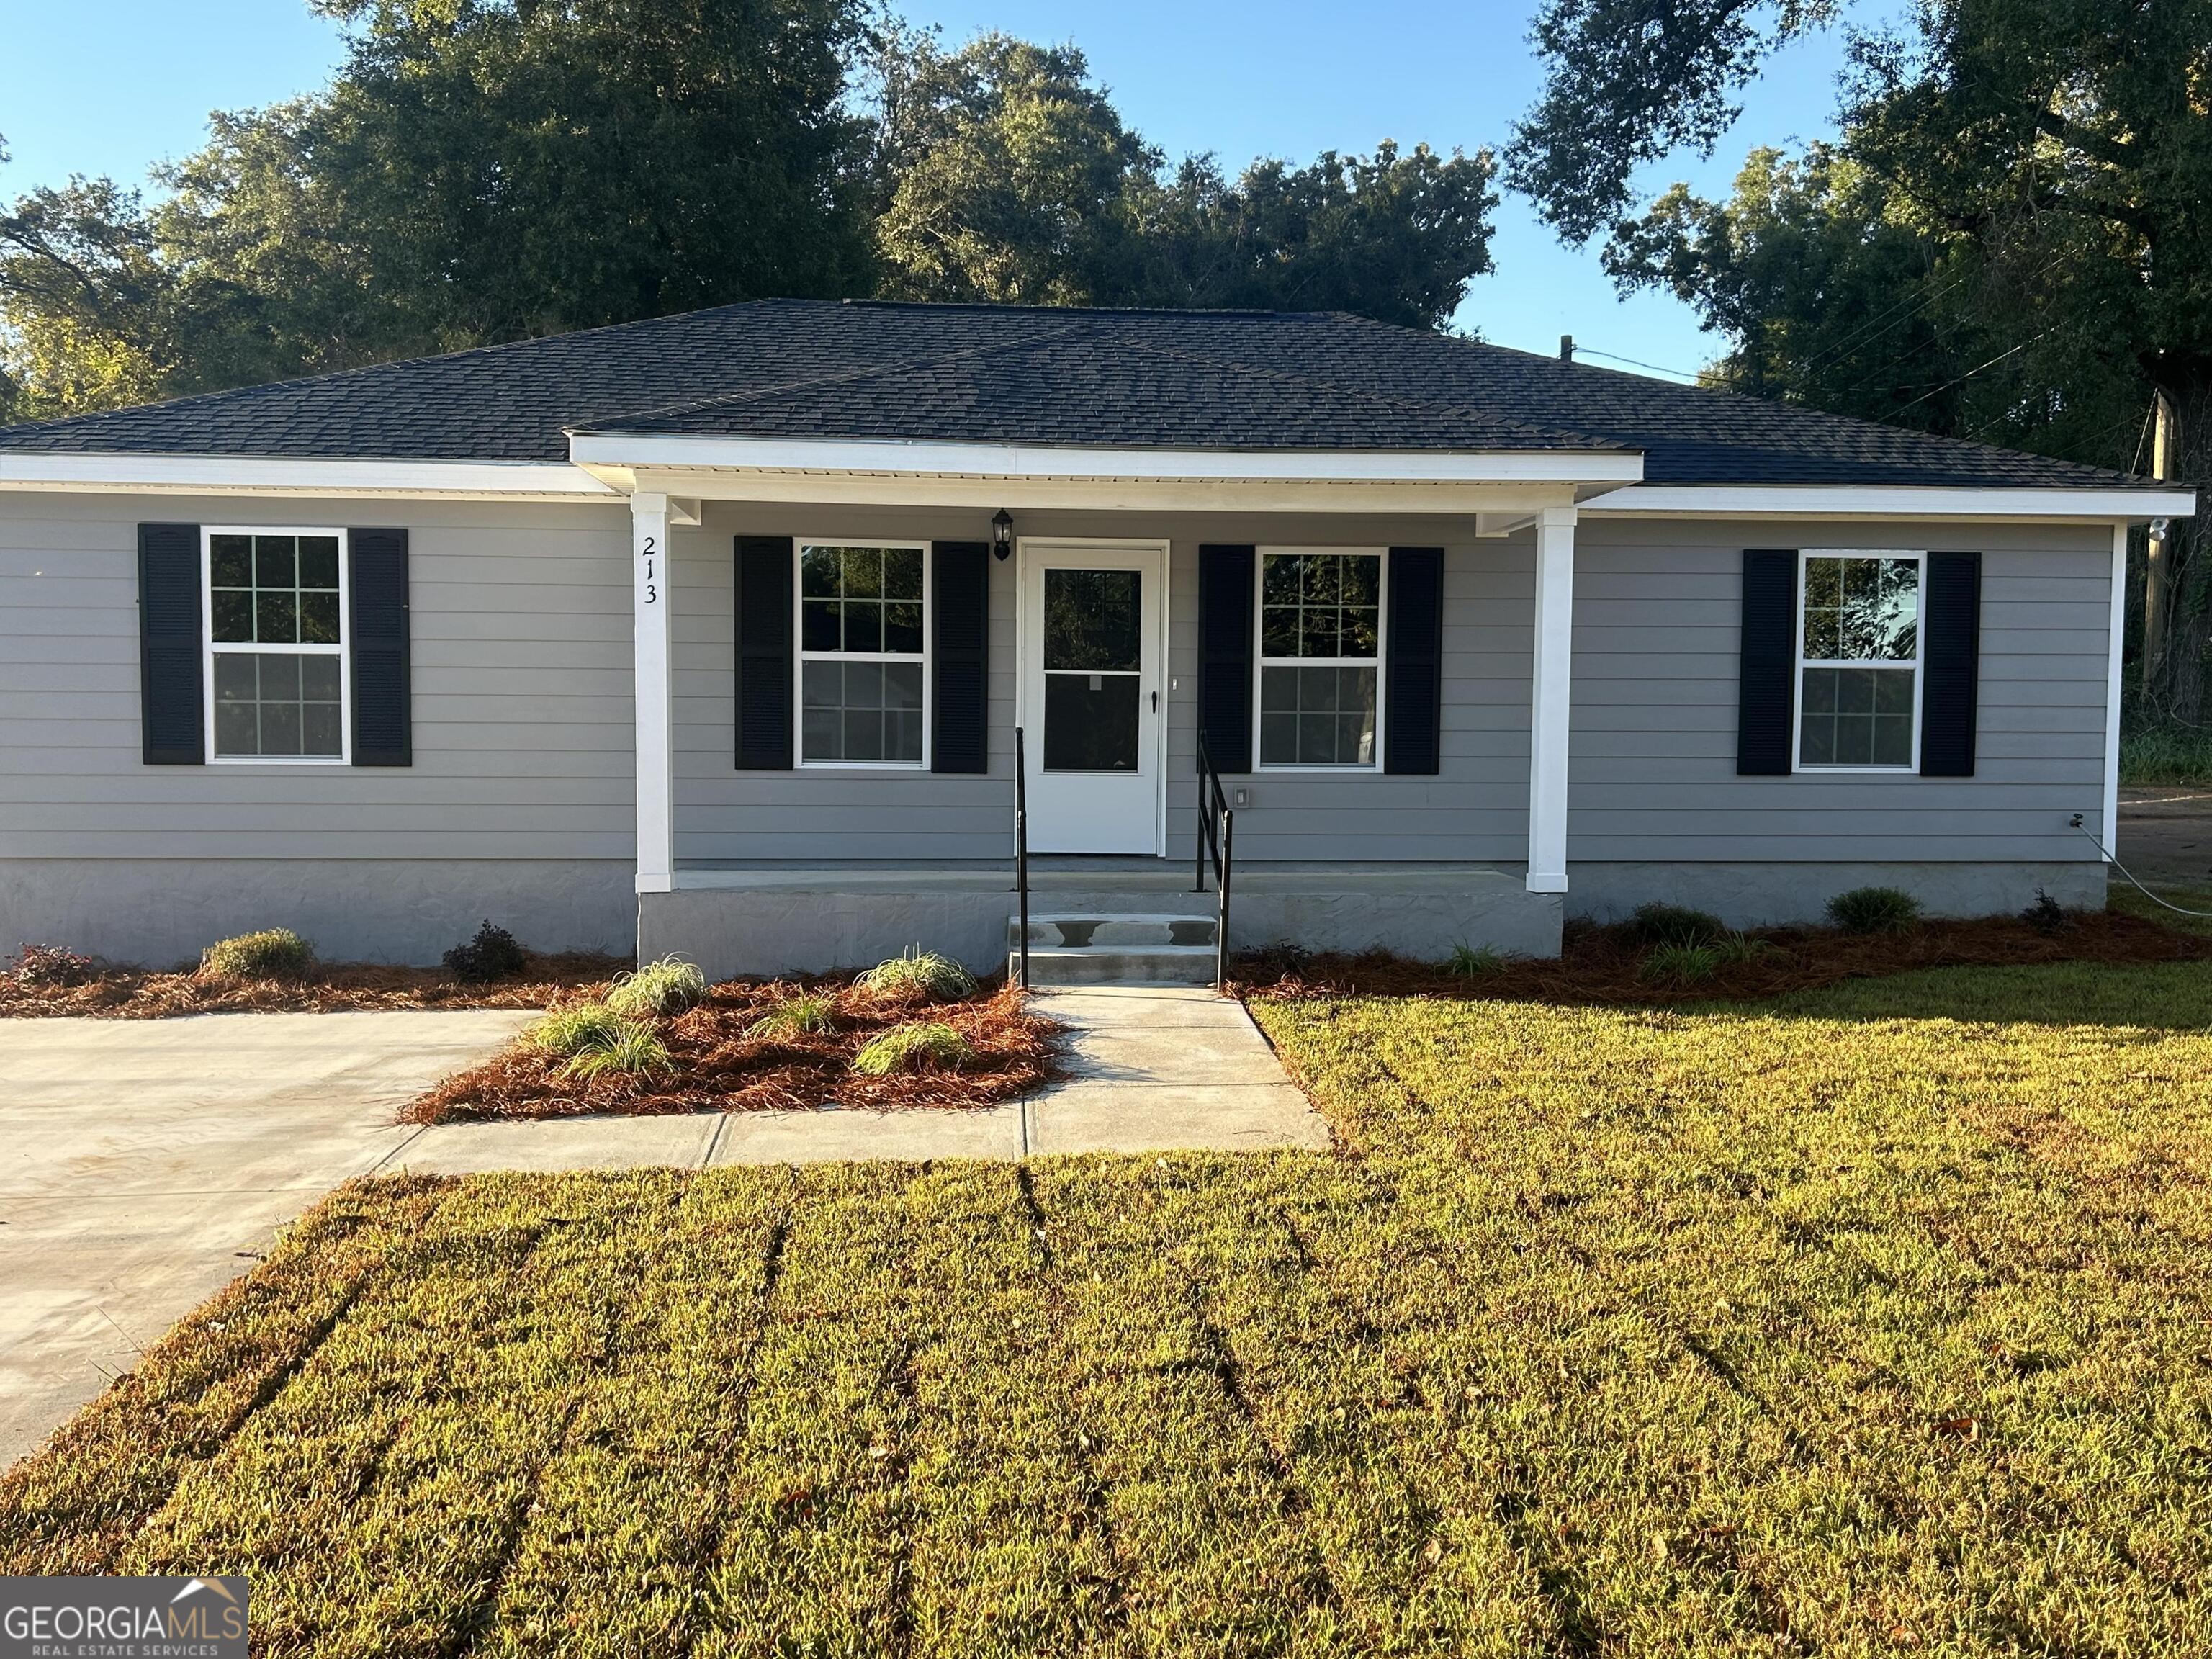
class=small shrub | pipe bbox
[1622,902,1727,950]
[523,1002,629,1058]
[200,928,313,981]
[1638,943,1722,985]
[747,994,837,1038]
[1710,930,1771,966]
[856,947,976,1002]
[443,920,529,983]
[2021,889,2072,935]
[1827,886,1923,935]
[1446,943,1506,977]
[560,1021,673,1081]
[852,1021,974,1076]
[606,956,707,1018]
[12,943,97,986]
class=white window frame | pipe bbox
[793,537,932,771]
[202,525,351,767]
[1792,547,1925,774]
[1254,545,1389,773]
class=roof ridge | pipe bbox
[569,320,1105,432]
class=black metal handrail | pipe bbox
[1012,725,1031,989]
[1192,734,1234,989]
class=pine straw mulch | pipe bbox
[1231,907,2212,1006]
[405,976,1064,1123]
[0,953,630,1018]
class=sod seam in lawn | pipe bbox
[6,960,2212,1655]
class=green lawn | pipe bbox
[7,962,2212,1655]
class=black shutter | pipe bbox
[931,541,990,773]
[1737,549,1798,775]
[1384,547,1444,774]
[736,536,793,769]
[1197,544,1254,773]
[349,527,411,766]
[138,522,203,765]
[1920,551,1981,776]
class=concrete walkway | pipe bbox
[382,984,1329,1172]
[1,986,1321,1467]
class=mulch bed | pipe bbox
[406,976,1063,1123]
[1232,909,2212,1005]
[0,953,629,1018]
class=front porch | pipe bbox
[639,859,1563,979]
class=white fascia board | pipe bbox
[0,452,621,499]
[1580,483,2196,521]
[567,431,1647,485]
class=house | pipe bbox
[0,300,2190,976]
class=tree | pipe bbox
[2,0,875,416]
[868,31,1497,331]
[1509,0,2212,709]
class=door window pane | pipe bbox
[1043,569,1141,671]
[1044,673,1141,771]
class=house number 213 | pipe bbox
[639,534,658,604]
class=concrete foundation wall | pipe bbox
[641,873,1565,979]
[0,858,635,968]
[1565,860,2107,929]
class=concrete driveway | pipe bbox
[0,1010,533,1467]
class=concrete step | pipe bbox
[1007,913,1218,949]
[1010,943,1220,986]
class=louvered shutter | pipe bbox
[1384,547,1444,774]
[1197,544,1254,773]
[931,541,989,773]
[349,527,411,766]
[1919,552,1981,776]
[138,523,204,765]
[1737,549,1797,775]
[735,536,794,769]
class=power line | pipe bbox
[1886,328,2059,417]
[1568,345,1703,382]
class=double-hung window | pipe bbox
[1258,548,1384,768]
[798,541,928,766]
[1796,550,1922,770]
[204,528,348,763]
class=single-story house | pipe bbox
[0,300,2191,976]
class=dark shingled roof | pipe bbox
[0,298,2155,490]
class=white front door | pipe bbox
[1020,541,1165,854]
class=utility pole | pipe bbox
[2145,390,2177,692]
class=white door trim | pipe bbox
[1014,536,1172,856]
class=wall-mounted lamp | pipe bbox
[992,508,1014,561]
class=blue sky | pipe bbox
[0,0,1859,373]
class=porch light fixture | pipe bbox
[992,508,1014,561]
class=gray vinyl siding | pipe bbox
[1568,518,2113,864]
[673,504,1532,865]
[0,493,636,861]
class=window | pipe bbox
[204,529,347,762]
[1257,549,1383,768]
[1796,551,1922,769]
[798,541,927,765]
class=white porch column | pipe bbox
[1526,505,1577,894]
[631,491,675,894]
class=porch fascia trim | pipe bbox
[568,431,1647,485]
